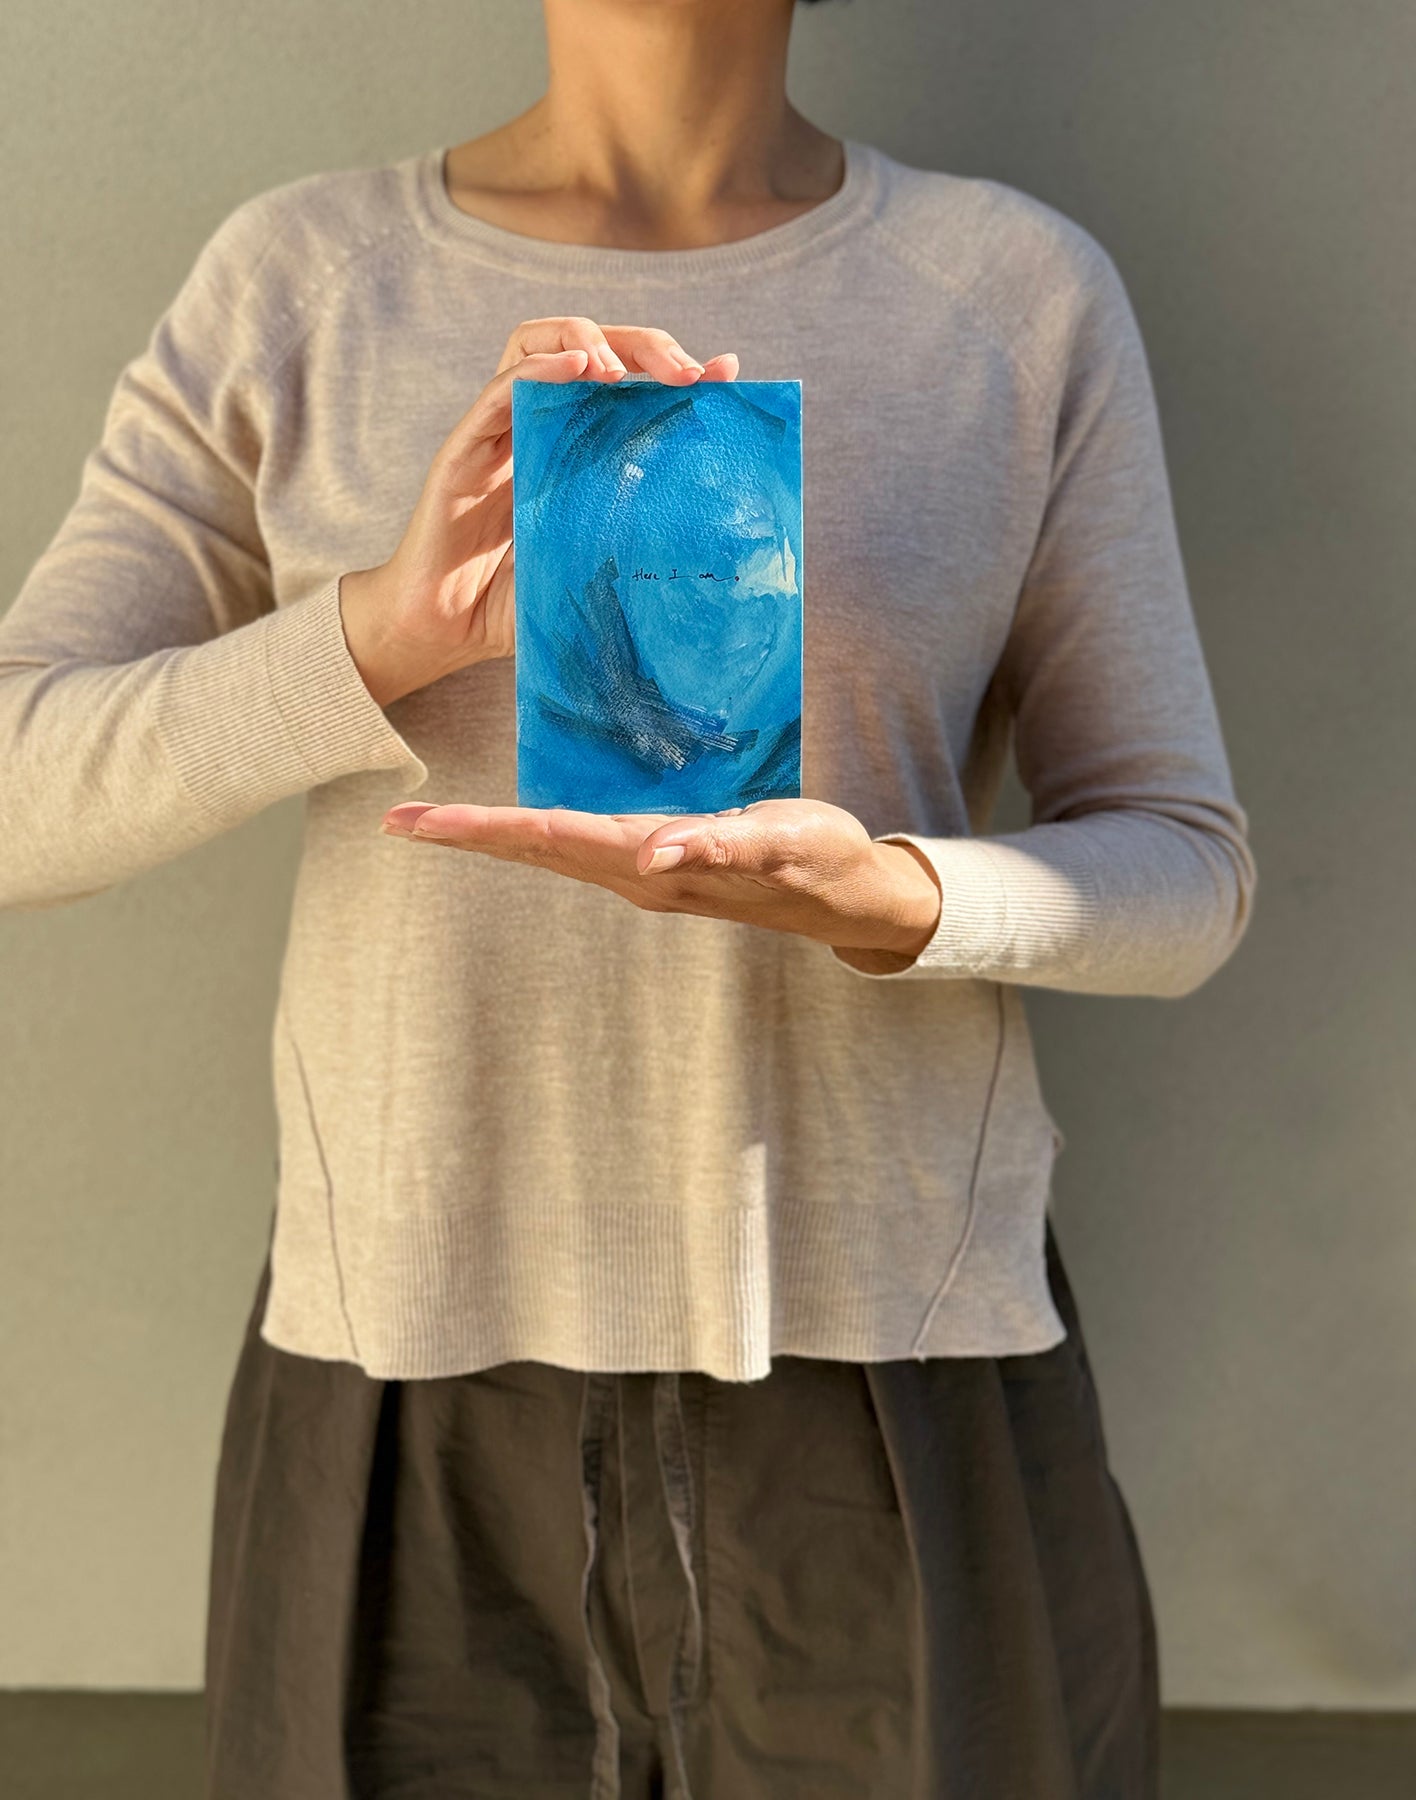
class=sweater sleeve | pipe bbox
[833,243,1256,996]
[0,193,428,913]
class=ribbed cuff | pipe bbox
[155,573,429,822]
[831,830,1101,981]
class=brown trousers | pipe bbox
[205,1211,1159,1799]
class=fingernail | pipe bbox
[380,822,414,837]
[644,843,687,873]
[674,354,705,374]
[600,352,627,375]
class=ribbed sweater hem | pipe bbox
[259,1186,1069,1382]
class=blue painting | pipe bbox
[511,376,803,814]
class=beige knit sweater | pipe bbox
[0,138,1255,1380]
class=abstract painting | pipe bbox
[511,376,803,814]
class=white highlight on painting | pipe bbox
[736,528,799,599]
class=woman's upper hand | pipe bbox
[377,796,945,962]
[339,317,739,708]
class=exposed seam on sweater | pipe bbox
[909,979,1008,1355]
[864,209,1078,419]
[283,1013,362,1363]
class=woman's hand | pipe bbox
[339,317,740,708]
[378,796,945,963]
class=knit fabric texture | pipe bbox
[0,138,1256,1379]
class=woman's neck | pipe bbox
[441,0,844,251]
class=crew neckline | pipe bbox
[406,137,882,284]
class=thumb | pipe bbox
[636,808,749,876]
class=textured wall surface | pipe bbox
[1,0,1412,1704]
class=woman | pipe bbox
[0,0,1256,1795]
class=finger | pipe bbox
[598,325,708,385]
[698,352,740,382]
[434,348,588,477]
[381,803,440,835]
[635,809,774,877]
[382,802,646,871]
[383,803,676,845]
[496,316,629,380]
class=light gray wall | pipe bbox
[2,0,1411,1705]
